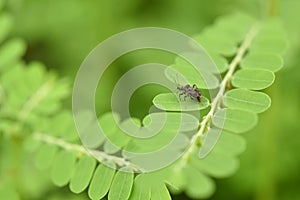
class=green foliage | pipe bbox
[231,68,275,90]
[0,5,290,200]
[223,89,271,113]
[108,168,134,200]
[88,163,116,200]
[153,93,210,111]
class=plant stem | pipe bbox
[33,132,143,172]
[183,24,260,161]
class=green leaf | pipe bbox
[88,163,116,200]
[0,38,26,69]
[70,156,96,194]
[150,183,172,200]
[0,184,19,200]
[0,13,12,44]
[183,165,215,199]
[129,175,151,200]
[209,53,229,73]
[165,62,219,89]
[103,140,119,154]
[98,112,131,149]
[213,131,246,156]
[194,34,237,56]
[123,112,192,153]
[1,62,70,120]
[231,69,275,90]
[241,52,283,72]
[108,168,134,200]
[212,108,258,134]
[153,93,209,111]
[35,144,57,170]
[192,150,239,178]
[51,151,76,187]
[224,89,271,113]
[143,112,199,132]
[250,36,287,54]
[212,13,255,43]
[23,136,41,153]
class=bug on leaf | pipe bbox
[177,84,202,102]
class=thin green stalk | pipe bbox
[183,24,260,161]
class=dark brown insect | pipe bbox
[177,84,202,102]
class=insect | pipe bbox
[177,84,202,102]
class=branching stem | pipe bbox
[183,24,260,161]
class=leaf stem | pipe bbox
[183,24,260,161]
[33,132,143,172]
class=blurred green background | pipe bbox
[3,0,300,199]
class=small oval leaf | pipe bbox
[232,69,275,90]
[241,52,283,72]
[35,144,57,170]
[88,163,116,200]
[108,168,134,200]
[129,175,150,200]
[224,89,271,113]
[150,183,172,200]
[212,108,258,134]
[153,93,209,111]
[70,156,96,194]
[165,64,219,89]
[51,151,76,187]
[183,165,215,198]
